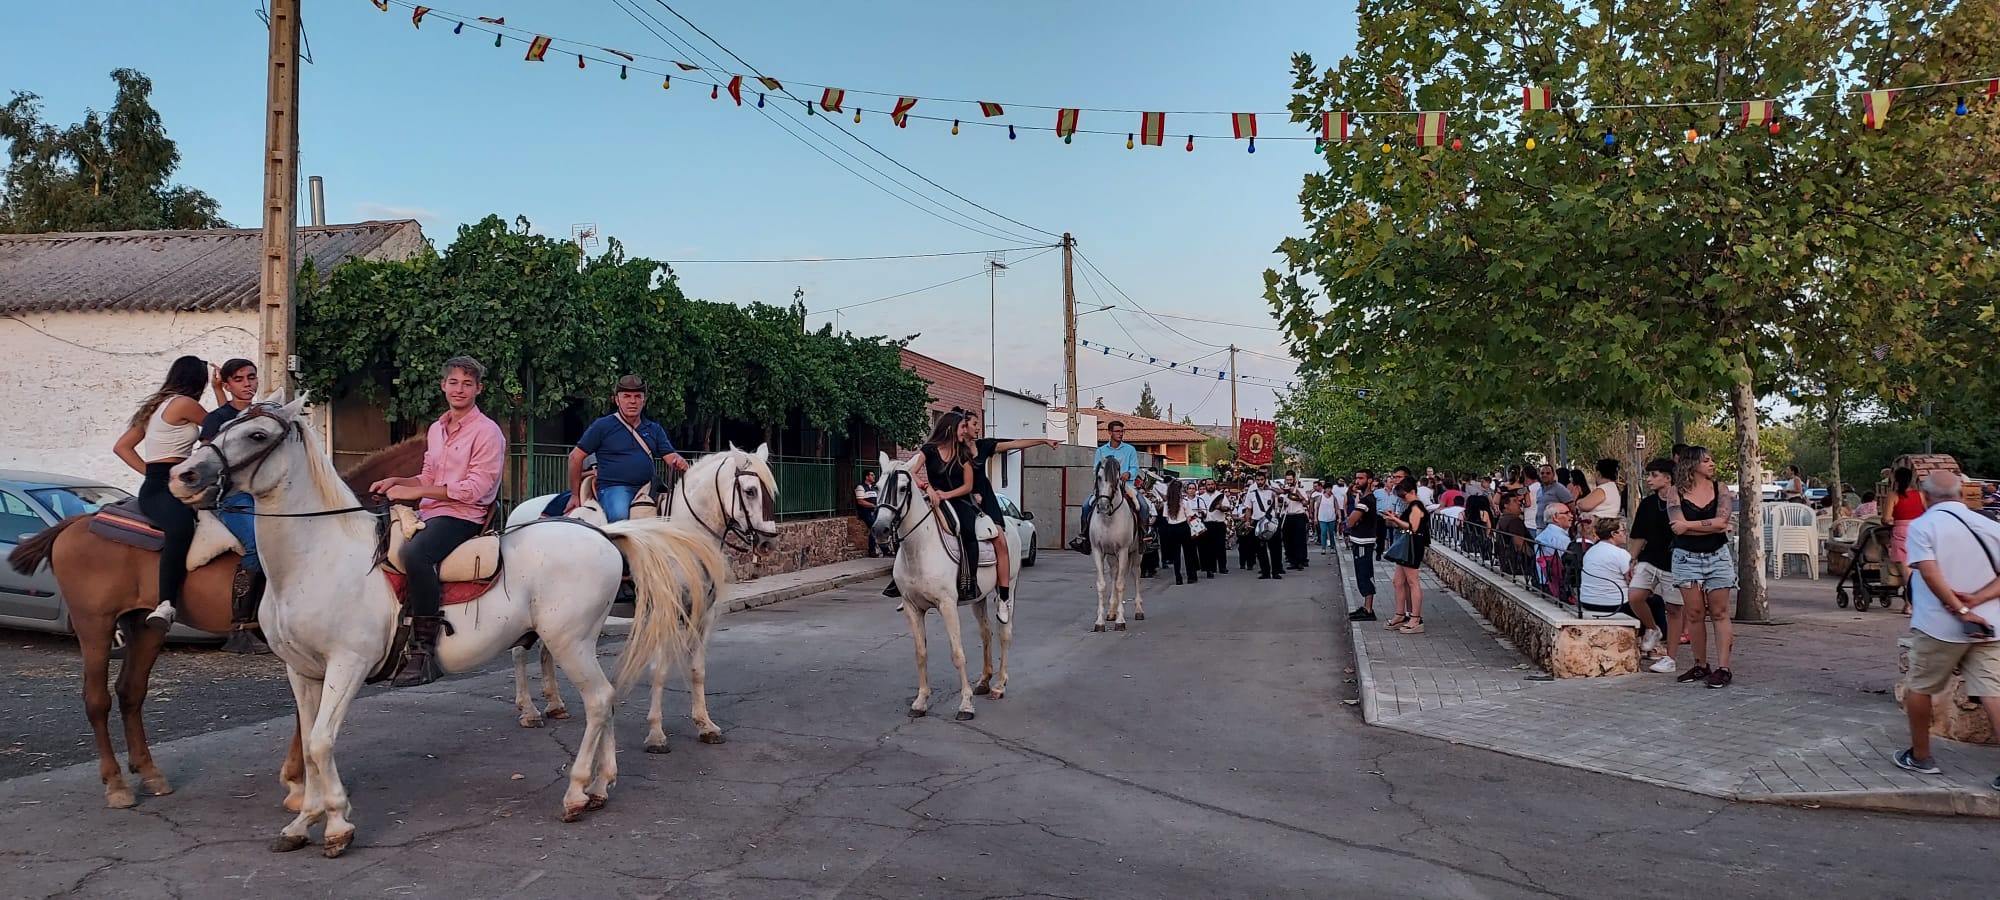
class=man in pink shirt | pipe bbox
[368,356,507,687]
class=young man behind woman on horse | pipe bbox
[367,357,506,687]
[199,358,272,653]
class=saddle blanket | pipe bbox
[382,569,501,607]
[88,498,244,569]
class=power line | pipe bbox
[1073,250,1231,351]
[1137,309,1283,332]
[665,245,1051,264]
[805,245,1058,315]
[604,0,1044,245]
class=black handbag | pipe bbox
[1383,532,1415,566]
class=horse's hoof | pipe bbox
[322,831,353,858]
[545,708,571,720]
[973,682,991,696]
[519,715,544,729]
[990,689,1005,700]
[562,804,587,823]
[1134,612,1145,621]
[955,710,975,721]
[585,794,609,811]
[106,788,137,809]
[698,732,725,745]
[1114,622,1128,632]
[644,743,671,755]
[144,778,173,797]
[907,706,927,718]
[271,834,309,853]
[1092,624,1105,633]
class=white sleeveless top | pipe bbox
[1585,482,1623,520]
[142,401,200,463]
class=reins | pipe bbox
[199,405,386,520]
[664,458,778,553]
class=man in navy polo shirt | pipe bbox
[565,375,689,521]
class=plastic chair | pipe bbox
[1771,523,1820,580]
[1762,502,1817,562]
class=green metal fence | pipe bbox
[502,446,837,520]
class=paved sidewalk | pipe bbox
[1338,552,2000,816]
[606,555,892,635]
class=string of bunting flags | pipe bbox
[1074,338,1354,396]
[371,1,1999,153]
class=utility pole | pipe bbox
[1062,233,1079,445]
[986,251,1008,437]
[1228,344,1239,436]
[259,0,302,396]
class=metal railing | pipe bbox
[502,446,838,521]
[1424,515,1594,618]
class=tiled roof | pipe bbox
[0,220,425,314]
[1050,407,1211,445]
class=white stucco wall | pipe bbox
[984,390,1048,506]
[0,311,261,490]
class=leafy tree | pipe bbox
[1266,1,2000,620]
[297,215,930,447]
[1277,375,1539,475]
[0,69,226,232]
[1133,382,1162,419]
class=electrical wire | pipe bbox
[804,244,1057,315]
[1074,250,1231,351]
[664,245,1050,264]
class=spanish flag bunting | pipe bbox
[891,96,919,127]
[820,87,845,113]
[1322,111,1349,142]
[477,16,504,24]
[603,48,634,61]
[525,36,552,62]
[1523,85,1552,111]
[726,75,744,105]
[371,0,388,10]
[412,6,430,27]
[1740,100,1773,128]
[1987,78,1997,100]
[1139,112,1166,146]
[1417,111,1447,147]
[979,102,1005,117]
[1862,90,1893,129]
[1056,108,1080,139]
[1232,113,1257,139]
[758,76,783,91]
[674,61,700,71]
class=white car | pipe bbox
[994,493,1037,567]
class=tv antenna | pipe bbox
[570,222,600,252]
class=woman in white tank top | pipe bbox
[112,356,214,632]
[1575,458,1624,522]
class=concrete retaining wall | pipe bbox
[1426,546,1640,677]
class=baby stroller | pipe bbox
[1828,518,1900,611]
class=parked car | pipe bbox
[0,469,218,640]
[994,493,1037,567]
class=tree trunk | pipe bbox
[1827,395,1844,517]
[1730,368,1768,622]
[1625,419,1644,515]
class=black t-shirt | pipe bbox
[970,437,1000,498]
[1347,491,1381,542]
[920,444,969,494]
[199,404,247,442]
[1630,494,1676,570]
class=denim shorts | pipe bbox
[1671,545,1737,592]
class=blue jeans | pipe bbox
[1350,542,1376,601]
[598,482,641,523]
[218,491,260,573]
[1318,521,1337,547]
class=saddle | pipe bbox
[382,505,503,605]
[88,498,245,570]
[940,503,1004,568]
[543,472,658,525]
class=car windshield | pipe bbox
[28,485,130,518]
[998,495,1021,517]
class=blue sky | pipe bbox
[3,0,1358,425]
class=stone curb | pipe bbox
[1331,543,2000,818]
[602,558,895,636]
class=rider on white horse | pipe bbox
[563,375,690,522]
[366,356,505,687]
[1072,420,1149,550]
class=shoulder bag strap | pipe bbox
[614,416,654,460]
[1942,509,2000,576]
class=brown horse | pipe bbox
[0,434,428,810]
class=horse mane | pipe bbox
[340,434,427,494]
[693,447,778,495]
[292,410,366,514]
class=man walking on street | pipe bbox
[1346,469,1382,620]
[1241,471,1284,579]
[1281,472,1310,570]
[1891,470,2000,786]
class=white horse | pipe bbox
[869,451,1018,720]
[1088,458,1146,631]
[504,450,777,752]
[171,397,754,855]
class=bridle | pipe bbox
[1094,461,1127,517]
[874,465,972,562]
[664,456,780,553]
[201,405,383,519]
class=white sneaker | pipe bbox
[144,602,177,633]
[1648,656,1678,674]
[995,595,1013,625]
[1640,628,1662,654]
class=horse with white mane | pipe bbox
[172,396,763,855]
[504,448,778,751]
[1088,457,1146,631]
[869,451,1018,720]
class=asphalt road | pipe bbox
[0,549,1994,899]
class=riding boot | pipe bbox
[390,616,447,688]
[221,568,271,655]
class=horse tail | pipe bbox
[600,517,732,694]
[7,514,86,576]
